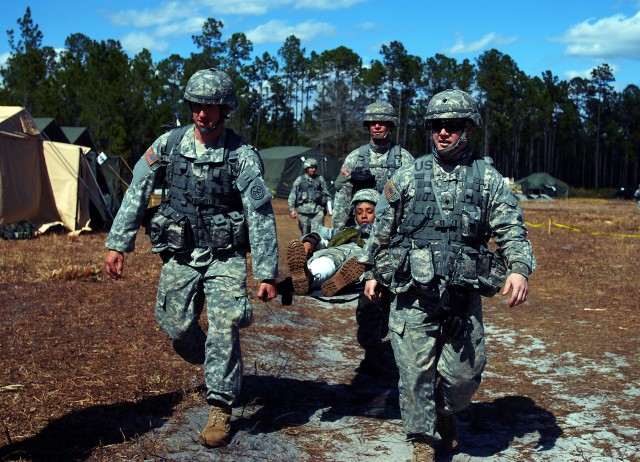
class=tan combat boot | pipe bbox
[436,412,459,452]
[287,239,311,294]
[321,256,364,296]
[411,435,435,462]
[200,403,232,447]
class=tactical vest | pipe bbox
[155,127,246,249]
[351,144,403,193]
[297,176,325,205]
[398,154,489,284]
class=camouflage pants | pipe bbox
[297,210,325,235]
[389,290,486,435]
[356,290,390,349]
[155,251,252,406]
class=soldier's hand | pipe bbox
[502,273,528,307]
[105,249,124,280]
[364,279,378,301]
[289,211,297,219]
[258,279,277,302]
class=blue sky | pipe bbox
[2,0,640,91]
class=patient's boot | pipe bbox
[287,240,311,294]
[321,256,364,296]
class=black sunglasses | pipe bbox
[429,119,467,132]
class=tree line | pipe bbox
[2,7,639,191]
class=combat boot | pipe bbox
[200,402,232,448]
[436,412,459,452]
[287,240,311,294]
[321,256,364,296]
[411,435,435,462]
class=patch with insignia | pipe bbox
[251,185,265,201]
[340,165,352,177]
[145,147,158,166]
[384,181,397,200]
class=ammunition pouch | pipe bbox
[409,246,435,289]
[373,244,411,292]
[208,211,247,250]
[447,247,506,297]
[149,205,193,254]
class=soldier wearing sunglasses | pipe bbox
[360,89,536,461]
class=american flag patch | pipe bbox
[145,147,158,166]
[384,181,397,200]
[341,165,351,176]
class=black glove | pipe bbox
[435,286,472,339]
[442,315,471,338]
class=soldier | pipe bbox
[332,101,414,231]
[104,68,278,448]
[634,184,640,213]
[288,157,331,235]
[361,89,536,461]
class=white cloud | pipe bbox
[245,20,335,45]
[156,17,207,38]
[0,52,10,70]
[292,0,366,10]
[358,21,377,32]
[202,0,365,14]
[563,63,620,82]
[121,32,170,55]
[557,11,640,60]
[106,2,193,28]
[445,32,517,54]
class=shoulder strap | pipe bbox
[162,124,191,159]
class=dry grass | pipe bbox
[0,197,639,461]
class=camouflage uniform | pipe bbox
[332,102,413,231]
[634,184,640,213]
[361,90,536,441]
[105,120,278,408]
[288,159,331,234]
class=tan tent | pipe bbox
[0,106,106,233]
[0,106,59,228]
[42,140,105,232]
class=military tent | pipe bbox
[515,172,570,198]
[1,107,60,228]
[0,106,108,233]
[34,117,69,143]
[61,126,96,151]
[259,146,341,199]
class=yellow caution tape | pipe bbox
[525,221,640,238]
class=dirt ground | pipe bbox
[0,198,639,462]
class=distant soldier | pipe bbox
[104,68,278,449]
[634,184,640,213]
[288,158,331,235]
[332,102,414,231]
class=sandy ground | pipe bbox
[127,293,639,462]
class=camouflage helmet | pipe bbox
[424,89,482,127]
[362,102,398,127]
[350,188,379,207]
[303,158,318,169]
[184,68,239,111]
